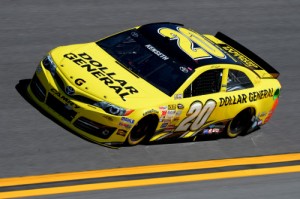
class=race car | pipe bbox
[27,22,281,146]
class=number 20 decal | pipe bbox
[158,27,226,60]
[175,100,216,132]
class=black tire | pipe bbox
[227,108,254,138]
[126,115,158,146]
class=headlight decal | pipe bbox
[93,101,133,116]
[42,55,57,76]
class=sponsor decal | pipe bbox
[212,128,221,133]
[164,124,175,132]
[258,112,267,118]
[160,116,171,122]
[160,122,169,129]
[50,88,80,108]
[175,110,182,116]
[203,129,210,134]
[220,44,260,69]
[177,104,184,109]
[121,117,135,124]
[219,88,274,107]
[209,124,225,129]
[168,104,176,110]
[167,110,176,117]
[118,122,132,129]
[64,52,139,101]
[159,106,167,110]
[103,115,113,122]
[167,110,176,114]
[75,78,86,86]
[159,116,165,122]
[163,119,171,123]
[173,111,182,122]
[219,94,247,107]
[173,117,180,122]
[174,94,183,100]
[131,32,139,38]
[159,107,168,120]
[179,66,189,73]
[203,128,222,135]
[145,44,169,60]
[116,129,127,137]
[165,110,176,119]
[249,88,273,102]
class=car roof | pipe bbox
[138,22,239,69]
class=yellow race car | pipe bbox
[28,22,281,146]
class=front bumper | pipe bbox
[27,64,133,146]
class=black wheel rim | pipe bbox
[130,120,149,141]
[230,109,252,135]
[230,119,244,134]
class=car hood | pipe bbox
[50,43,170,108]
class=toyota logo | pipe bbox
[65,86,75,96]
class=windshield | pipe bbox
[96,30,194,96]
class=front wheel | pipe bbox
[227,108,254,138]
[126,115,158,146]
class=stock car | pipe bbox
[27,22,281,146]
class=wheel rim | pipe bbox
[228,109,253,137]
[130,121,149,141]
[127,116,158,146]
[230,118,246,135]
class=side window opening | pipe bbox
[184,69,223,97]
[227,69,253,91]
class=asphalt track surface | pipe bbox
[0,0,300,198]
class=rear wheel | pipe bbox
[126,115,158,146]
[227,108,254,138]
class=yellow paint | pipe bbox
[1,165,300,198]
[1,153,300,187]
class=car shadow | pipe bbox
[16,79,260,149]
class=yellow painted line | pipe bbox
[1,153,300,187]
[1,165,300,198]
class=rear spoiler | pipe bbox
[215,32,280,78]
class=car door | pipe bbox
[171,67,229,138]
